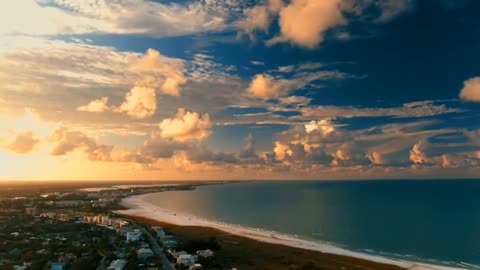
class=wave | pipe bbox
[117,193,476,270]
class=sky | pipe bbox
[0,0,480,181]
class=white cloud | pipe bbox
[77,97,110,112]
[460,77,480,102]
[305,119,336,135]
[117,86,157,119]
[159,108,212,142]
[130,49,186,96]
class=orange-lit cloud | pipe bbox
[159,109,212,142]
[460,77,480,102]
[117,86,157,119]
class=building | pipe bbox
[137,248,154,260]
[189,264,203,270]
[25,207,37,216]
[54,200,83,207]
[177,254,197,267]
[196,249,214,258]
[153,226,166,238]
[40,212,57,219]
[84,215,128,228]
[50,263,65,270]
[126,230,142,242]
[107,259,127,270]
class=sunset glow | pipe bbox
[1,0,480,181]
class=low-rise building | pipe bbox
[177,254,197,267]
[137,248,154,260]
[50,262,66,270]
[189,264,203,270]
[107,259,127,270]
[126,229,142,242]
[196,249,214,258]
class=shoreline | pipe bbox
[116,193,469,270]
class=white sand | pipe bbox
[117,194,471,270]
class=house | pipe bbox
[137,248,154,260]
[126,230,142,242]
[51,262,66,270]
[189,264,203,270]
[107,259,127,270]
[177,254,197,267]
[172,251,188,259]
[153,227,166,238]
[196,249,214,258]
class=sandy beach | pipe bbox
[117,193,469,270]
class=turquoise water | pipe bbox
[142,180,480,268]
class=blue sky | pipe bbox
[0,0,479,180]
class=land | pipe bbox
[131,216,404,270]
[0,181,406,270]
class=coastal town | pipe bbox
[0,183,223,270]
[0,182,409,270]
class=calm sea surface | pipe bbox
[142,180,480,267]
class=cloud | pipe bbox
[130,49,186,96]
[409,141,431,165]
[6,131,38,154]
[0,0,227,37]
[268,0,346,48]
[117,86,157,119]
[236,0,285,40]
[49,127,113,161]
[77,97,110,112]
[375,0,413,23]
[459,77,480,102]
[299,101,462,119]
[305,119,336,134]
[247,74,289,99]
[159,108,212,142]
[246,71,347,99]
[239,133,257,158]
[236,5,271,39]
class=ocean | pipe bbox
[141,180,480,268]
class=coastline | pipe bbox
[116,193,468,270]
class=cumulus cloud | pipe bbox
[130,49,186,96]
[305,119,336,134]
[117,86,157,119]
[49,127,113,161]
[236,5,271,39]
[6,131,38,154]
[159,108,212,142]
[268,0,346,48]
[239,134,257,158]
[247,74,290,99]
[236,0,285,40]
[77,97,110,112]
[409,141,431,165]
[459,77,480,102]
[274,141,292,161]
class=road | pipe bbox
[137,226,175,270]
